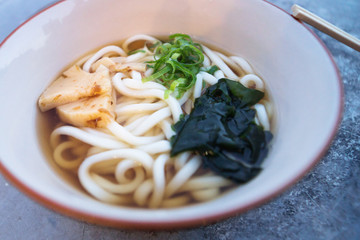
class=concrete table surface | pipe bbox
[0,0,359,239]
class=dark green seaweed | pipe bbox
[170,78,272,183]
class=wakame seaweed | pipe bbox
[170,78,272,183]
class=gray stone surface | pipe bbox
[0,0,359,239]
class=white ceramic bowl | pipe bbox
[0,0,342,229]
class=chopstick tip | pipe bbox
[291,4,303,18]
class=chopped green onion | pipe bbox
[206,65,220,75]
[148,41,161,50]
[143,34,204,99]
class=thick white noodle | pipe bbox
[191,188,221,202]
[165,155,202,198]
[123,115,148,132]
[107,121,164,146]
[92,167,145,194]
[131,107,171,136]
[116,102,167,115]
[115,159,139,183]
[82,127,117,140]
[123,77,167,90]
[230,56,254,74]
[130,70,142,81]
[134,179,153,207]
[177,176,233,193]
[200,71,218,85]
[193,73,203,99]
[122,34,159,53]
[254,116,260,126]
[145,68,154,77]
[159,120,175,139]
[178,89,192,106]
[214,70,225,79]
[83,45,126,72]
[254,103,270,131]
[136,140,171,154]
[112,73,182,122]
[51,126,127,149]
[239,74,265,91]
[174,152,191,171]
[202,54,210,67]
[53,141,85,169]
[87,146,107,157]
[262,100,273,120]
[202,45,237,79]
[149,154,170,208]
[183,98,193,115]
[78,149,154,203]
[125,51,148,63]
[215,51,243,75]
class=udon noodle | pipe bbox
[44,34,272,208]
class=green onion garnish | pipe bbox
[206,65,220,75]
[143,34,204,99]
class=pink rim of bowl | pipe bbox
[0,0,343,229]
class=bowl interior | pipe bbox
[0,0,342,228]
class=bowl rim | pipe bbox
[0,0,344,229]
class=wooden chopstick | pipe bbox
[291,4,360,52]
